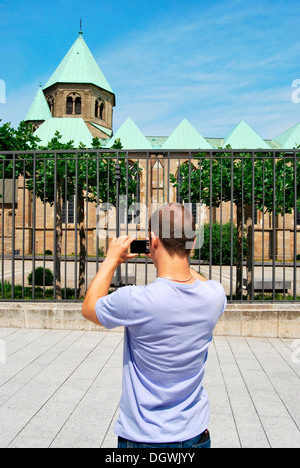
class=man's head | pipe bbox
[149,203,196,259]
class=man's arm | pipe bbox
[82,236,137,326]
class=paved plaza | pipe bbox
[0,327,299,448]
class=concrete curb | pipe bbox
[0,302,299,338]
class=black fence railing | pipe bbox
[0,149,299,302]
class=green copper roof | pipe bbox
[107,118,153,150]
[34,118,94,148]
[274,123,300,149]
[89,122,113,137]
[44,35,114,94]
[146,136,168,148]
[161,119,213,150]
[25,86,52,122]
[223,120,270,150]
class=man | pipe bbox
[82,203,227,448]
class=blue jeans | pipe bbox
[118,430,211,449]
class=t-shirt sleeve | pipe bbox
[220,291,227,317]
[95,286,135,330]
[218,283,227,317]
[210,280,227,318]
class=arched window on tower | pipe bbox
[66,96,73,114]
[47,96,54,116]
[95,98,105,120]
[75,96,81,115]
[100,102,105,120]
[66,93,82,115]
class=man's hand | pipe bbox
[106,236,138,266]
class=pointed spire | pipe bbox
[25,85,52,122]
[107,118,153,149]
[274,122,300,149]
[223,120,270,149]
[161,119,213,150]
[43,34,114,94]
[79,18,83,36]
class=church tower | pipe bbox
[41,30,115,140]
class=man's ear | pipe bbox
[150,231,159,249]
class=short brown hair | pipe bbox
[149,203,196,258]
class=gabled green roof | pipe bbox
[34,118,94,148]
[274,123,300,149]
[25,86,52,122]
[44,35,114,94]
[223,120,270,149]
[161,119,213,150]
[107,118,153,150]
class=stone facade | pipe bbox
[43,82,114,139]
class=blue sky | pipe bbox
[1,0,300,139]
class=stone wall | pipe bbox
[0,302,299,338]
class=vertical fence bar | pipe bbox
[43,160,47,300]
[198,155,202,274]
[53,153,57,300]
[230,151,233,300]
[125,151,129,286]
[74,151,78,301]
[167,152,170,204]
[1,159,5,299]
[22,159,26,299]
[106,153,110,255]
[31,152,36,300]
[145,152,150,286]
[294,150,297,300]
[220,153,223,284]
[283,156,286,300]
[188,151,192,268]
[241,153,245,301]
[85,156,89,294]
[11,153,16,300]
[134,154,139,286]
[53,152,57,300]
[209,151,213,280]
[272,151,276,300]
[96,151,100,274]
[251,151,255,301]
[115,153,122,287]
[64,158,68,299]
[262,156,265,300]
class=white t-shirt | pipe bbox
[96,278,227,443]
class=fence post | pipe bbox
[115,161,122,288]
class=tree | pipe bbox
[170,151,300,298]
[0,121,141,299]
[0,120,40,151]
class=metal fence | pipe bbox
[0,149,299,302]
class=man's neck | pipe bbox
[157,255,193,282]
